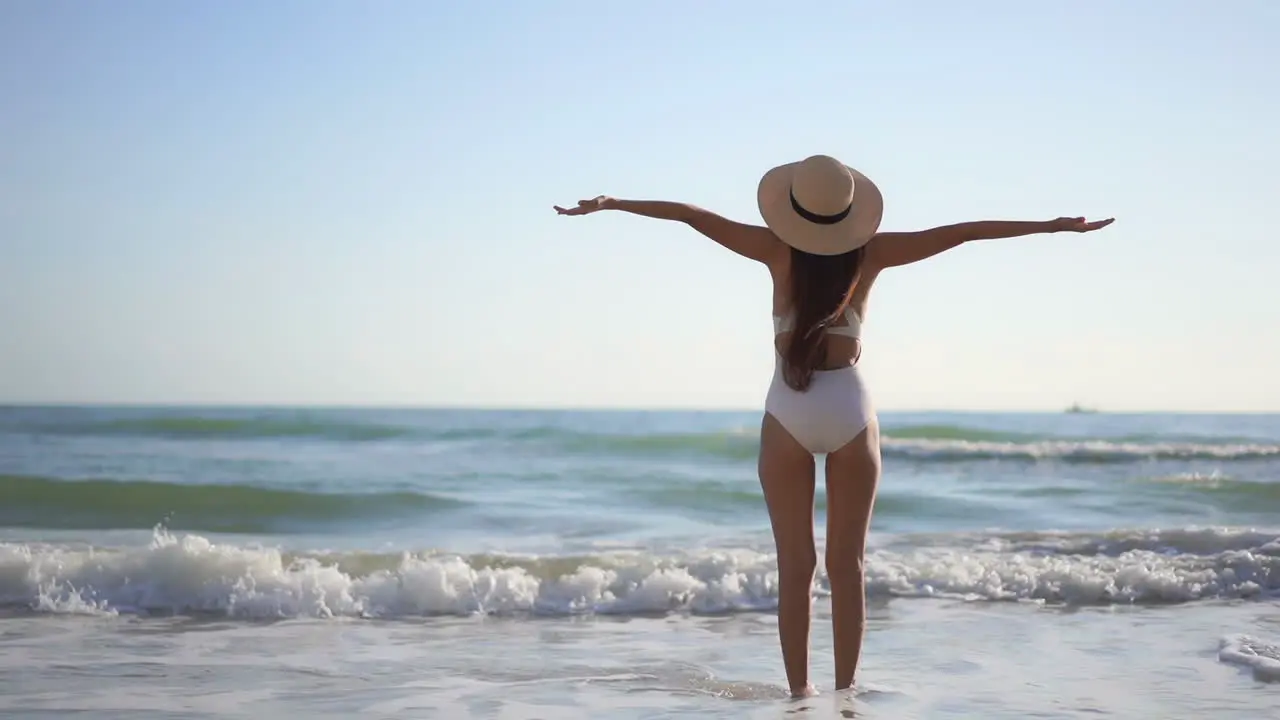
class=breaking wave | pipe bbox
[7,409,1276,464]
[4,526,1278,619]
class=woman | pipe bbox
[554,154,1114,697]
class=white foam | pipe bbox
[1219,634,1280,682]
[1,527,1277,619]
[881,437,1280,462]
[1150,470,1231,486]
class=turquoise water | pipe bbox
[2,406,1280,717]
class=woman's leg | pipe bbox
[823,418,882,691]
[758,411,818,697]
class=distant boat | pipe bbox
[1065,403,1098,414]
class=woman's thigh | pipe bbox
[823,419,882,560]
[758,412,817,559]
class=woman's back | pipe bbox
[769,249,875,372]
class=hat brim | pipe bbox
[757,161,884,256]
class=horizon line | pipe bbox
[1,401,1277,416]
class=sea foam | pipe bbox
[2,526,1277,619]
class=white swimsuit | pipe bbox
[765,307,875,454]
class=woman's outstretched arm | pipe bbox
[865,217,1114,270]
[554,196,787,265]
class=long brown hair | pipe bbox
[781,245,865,391]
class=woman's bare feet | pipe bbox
[790,683,818,698]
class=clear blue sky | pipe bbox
[2,0,1277,412]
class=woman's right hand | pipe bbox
[554,196,614,216]
[1051,216,1115,233]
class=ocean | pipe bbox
[1,405,1279,719]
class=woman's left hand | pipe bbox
[1051,217,1115,233]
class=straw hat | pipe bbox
[757,154,884,256]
